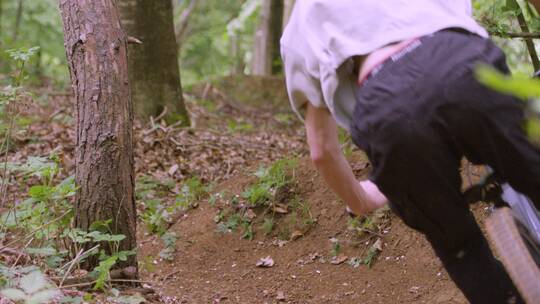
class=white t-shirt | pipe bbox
[280,0,488,131]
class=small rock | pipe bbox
[276,291,286,301]
[256,256,275,267]
[330,254,349,265]
[290,230,304,241]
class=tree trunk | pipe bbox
[516,3,540,70]
[119,0,190,125]
[59,0,137,270]
[12,0,23,42]
[531,0,540,13]
[252,0,283,75]
[282,0,295,30]
[229,34,244,75]
[0,0,3,39]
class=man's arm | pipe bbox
[304,103,388,215]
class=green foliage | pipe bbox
[242,159,298,207]
[1,155,75,242]
[176,176,211,209]
[330,238,341,258]
[261,217,274,235]
[1,155,133,292]
[137,175,209,235]
[227,119,254,133]
[0,270,60,304]
[0,0,68,86]
[476,65,540,139]
[476,65,540,99]
[92,254,119,290]
[473,0,539,73]
[158,232,178,261]
[177,0,260,85]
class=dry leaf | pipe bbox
[256,256,275,268]
[276,291,286,301]
[168,164,179,176]
[373,238,383,251]
[290,230,304,241]
[272,203,289,214]
[245,209,257,221]
[330,254,349,265]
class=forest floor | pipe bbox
[1,75,488,303]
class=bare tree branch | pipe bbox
[489,31,540,39]
[175,0,197,48]
[516,4,540,71]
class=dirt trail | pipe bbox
[139,157,467,304]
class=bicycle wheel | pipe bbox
[486,207,540,303]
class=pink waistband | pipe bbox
[358,38,421,86]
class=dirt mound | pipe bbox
[139,154,467,304]
[190,75,290,112]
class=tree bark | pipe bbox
[530,0,540,13]
[252,0,283,75]
[0,0,3,40]
[119,0,190,125]
[282,0,295,29]
[58,0,137,270]
[516,5,540,70]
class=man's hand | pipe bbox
[359,180,388,209]
[305,103,388,216]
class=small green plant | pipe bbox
[196,99,217,112]
[273,113,295,125]
[1,47,40,206]
[158,232,178,261]
[363,246,379,268]
[106,288,145,304]
[137,175,209,235]
[330,238,341,258]
[217,159,309,240]
[227,119,254,133]
[347,206,390,238]
[261,217,274,235]
[1,154,76,242]
[338,128,354,157]
[0,270,59,304]
[175,176,211,210]
[241,158,298,207]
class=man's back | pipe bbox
[281,0,487,131]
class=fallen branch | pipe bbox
[127,36,143,44]
[489,31,540,39]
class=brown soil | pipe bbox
[139,155,468,304]
[2,76,483,303]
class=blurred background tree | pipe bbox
[0,0,539,91]
[0,0,67,87]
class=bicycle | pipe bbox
[463,168,540,303]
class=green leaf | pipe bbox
[89,219,113,233]
[114,294,146,304]
[1,288,27,301]
[20,271,47,294]
[27,289,60,304]
[28,185,54,201]
[476,65,540,99]
[92,255,119,290]
[502,0,520,13]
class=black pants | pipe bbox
[351,29,540,304]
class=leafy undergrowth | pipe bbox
[212,158,317,242]
[0,48,310,303]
